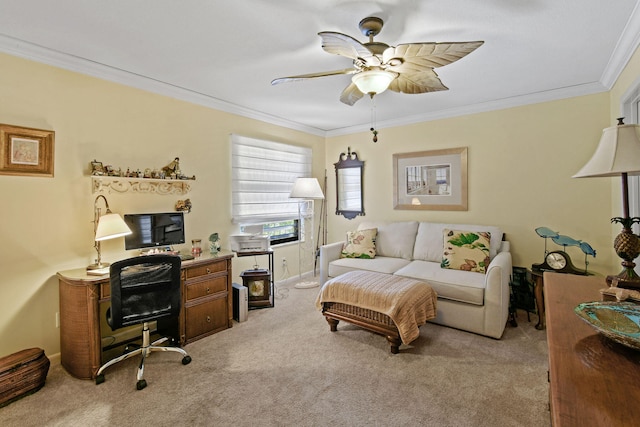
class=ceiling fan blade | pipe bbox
[382,41,484,73]
[318,32,380,66]
[388,70,449,94]
[339,82,365,106]
[271,68,357,85]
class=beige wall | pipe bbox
[324,94,614,274]
[0,52,324,357]
[1,42,638,358]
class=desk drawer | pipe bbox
[185,259,226,279]
[185,276,227,301]
[185,297,228,341]
[100,283,110,300]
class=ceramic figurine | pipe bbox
[209,233,221,255]
[175,199,192,213]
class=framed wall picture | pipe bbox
[0,124,55,177]
[393,147,467,211]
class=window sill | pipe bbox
[270,240,300,249]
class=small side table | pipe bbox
[235,249,275,309]
[509,266,537,327]
[530,268,596,330]
[530,270,545,330]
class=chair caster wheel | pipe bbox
[182,355,192,365]
[136,379,147,390]
[95,374,105,385]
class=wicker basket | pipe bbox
[0,348,50,407]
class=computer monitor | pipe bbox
[123,212,185,250]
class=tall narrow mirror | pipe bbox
[335,147,364,219]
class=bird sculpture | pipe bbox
[534,226,596,273]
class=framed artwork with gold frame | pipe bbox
[393,147,467,211]
[0,124,55,177]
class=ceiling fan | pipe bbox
[272,17,484,106]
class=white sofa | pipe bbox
[319,221,512,339]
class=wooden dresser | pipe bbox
[544,272,640,426]
[182,254,233,343]
[57,252,234,379]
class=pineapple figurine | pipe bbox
[610,216,640,287]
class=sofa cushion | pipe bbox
[441,229,491,273]
[341,228,377,259]
[328,257,411,278]
[413,222,503,262]
[358,221,419,260]
[412,222,447,262]
[394,260,486,305]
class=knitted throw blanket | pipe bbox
[316,271,437,345]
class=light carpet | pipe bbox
[0,281,550,426]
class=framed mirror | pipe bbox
[334,147,364,219]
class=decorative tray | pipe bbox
[574,301,640,350]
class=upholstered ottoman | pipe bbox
[315,270,437,353]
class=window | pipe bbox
[231,134,312,238]
[435,165,449,184]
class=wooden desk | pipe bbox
[57,252,234,380]
[544,272,640,426]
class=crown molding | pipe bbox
[2,6,640,140]
[600,1,640,89]
[328,4,640,137]
[0,33,327,137]
[326,82,609,137]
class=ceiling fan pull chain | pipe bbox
[370,96,378,143]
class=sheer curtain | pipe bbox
[231,134,312,224]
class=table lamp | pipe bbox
[87,195,132,270]
[573,118,640,288]
[289,178,325,289]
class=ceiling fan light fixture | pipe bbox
[352,70,396,95]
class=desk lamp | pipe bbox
[573,118,640,289]
[289,178,325,289]
[87,195,132,271]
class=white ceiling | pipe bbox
[1,0,639,136]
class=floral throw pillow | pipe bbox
[441,229,491,273]
[341,228,378,259]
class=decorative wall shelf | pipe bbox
[91,176,193,195]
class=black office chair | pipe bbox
[95,254,191,390]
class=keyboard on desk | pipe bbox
[140,251,194,261]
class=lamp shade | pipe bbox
[573,124,640,178]
[289,178,324,199]
[95,213,132,241]
[351,70,396,95]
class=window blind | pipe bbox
[231,134,311,224]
